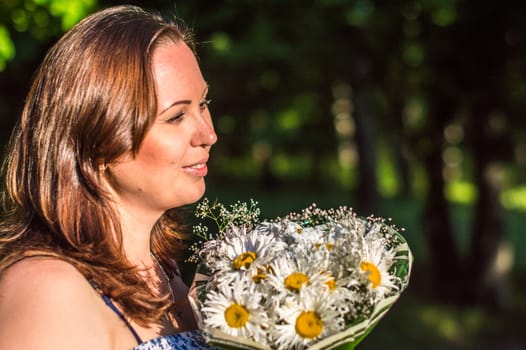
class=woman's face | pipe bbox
[107,41,217,219]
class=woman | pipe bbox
[0,5,219,349]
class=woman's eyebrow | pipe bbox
[159,83,210,115]
[159,100,191,115]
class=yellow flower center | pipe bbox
[284,272,309,292]
[295,311,323,339]
[252,267,267,283]
[314,242,334,251]
[232,251,257,270]
[224,304,250,328]
[296,227,303,234]
[324,277,336,291]
[360,261,381,288]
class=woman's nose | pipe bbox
[192,116,217,148]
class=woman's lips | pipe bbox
[183,162,208,177]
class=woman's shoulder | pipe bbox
[0,257,113,349]
[0,256,90,297]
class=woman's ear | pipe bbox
[98,162,107,173]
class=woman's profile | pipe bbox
[0,4,218,349]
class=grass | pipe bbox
[201,181,526,349]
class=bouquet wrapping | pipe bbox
[189,199,413,350]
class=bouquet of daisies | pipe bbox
[188,199,413,350]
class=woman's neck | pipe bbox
[114,203,162,267]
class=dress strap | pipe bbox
[5,256,144,345]
[89,281,143,345]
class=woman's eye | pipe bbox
[166,112,184,123]
[165,100,209,123]
[200,99,211,111]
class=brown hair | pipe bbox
[0,5,195,325]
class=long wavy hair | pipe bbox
[0,5,195,325]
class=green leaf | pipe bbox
[0,25,15,71]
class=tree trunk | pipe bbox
[353,88,378,215]
[419,94,463,301]
[466,107,508,309]
[422,133,462,301]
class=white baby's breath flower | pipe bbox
[325,228,364,283]
[285,223,322,243]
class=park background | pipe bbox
[1,0,526,349]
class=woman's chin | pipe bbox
[177,184,207,207]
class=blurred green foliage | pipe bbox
[0,25,15,71]
[0,0,95,70]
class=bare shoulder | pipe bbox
[1,256,84,284]
[0,257,92,303]
[0,257,112,349]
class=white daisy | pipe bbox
[358,229,399,300]
[201,277,269,344]
[272,287,345,350]
[326,229,364,285]
[267,254,333,296]
[193,200,413,349]
[201,225,285,284]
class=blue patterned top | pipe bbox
[133,330,219,350]
[89,281,218,349]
